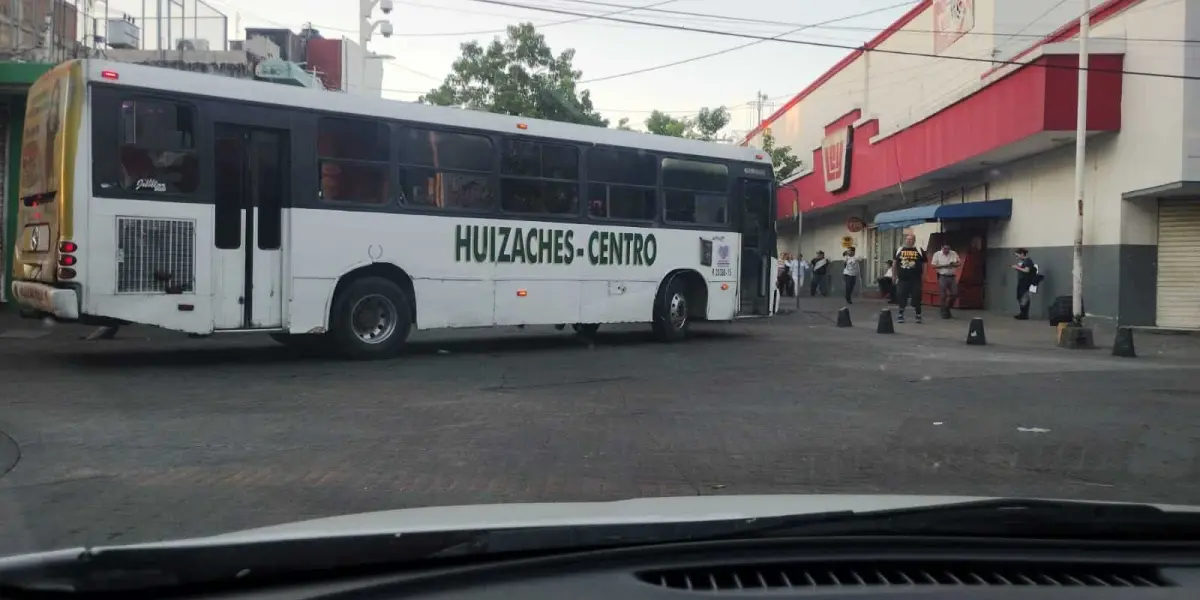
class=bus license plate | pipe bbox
[712,267,734,277]
[13,282,51,307]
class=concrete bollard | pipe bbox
[1112,326,1136,358]
[877,309,894,334]
[836,307,853,328]
[966,317,987,346]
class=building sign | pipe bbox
[822,126,853,194]
[846,216,865,233]
[933,0,975,54]
[841,236,855,249]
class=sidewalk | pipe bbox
[775,293,1200,360]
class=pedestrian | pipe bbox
[893,233,927,323]
[1012,248,1037,320]
[930,242,961,319]
[787,253,801,296]
[841,246,865,304]
[776,253,795,297]
[810,251,829,297]
[878,259,896,304]
[796,253,809,292]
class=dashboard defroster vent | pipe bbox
[637,561,1172,592]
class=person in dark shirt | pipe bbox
[809,250,829,297]
[1012,248,1037,320]
[893,233,927,323]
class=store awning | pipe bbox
[874,198,1013,231]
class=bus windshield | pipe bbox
[20,63,72,202]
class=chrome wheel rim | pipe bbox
[350,294,398,344]
[669,292,688,329]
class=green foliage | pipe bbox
[760,130,802,184]
[644,107,731,141]
[420,23,607,127]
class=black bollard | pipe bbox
[1112,326,1136,357]
[877,308,894,334]
[966,317,987,345]
[836,306,853,328]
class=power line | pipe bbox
[465,0,1200,81]
[549,0,1197,44]
[388,0,680,37]
[580,0,913,84]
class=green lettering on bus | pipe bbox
[455,226,652,265]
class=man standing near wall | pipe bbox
[894,233,927,324]
[930,243,960,319]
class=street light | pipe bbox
[359,0,394,76]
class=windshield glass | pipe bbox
[3,0,1200,573]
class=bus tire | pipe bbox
[329,276,413,360]
[652,275,690,342]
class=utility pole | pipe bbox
[359,0,394,81]
[1065,0,1094,348]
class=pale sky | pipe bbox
[101,0,919,136]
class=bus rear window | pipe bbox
[117,100,199,194]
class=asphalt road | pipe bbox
[2,311,1200,555]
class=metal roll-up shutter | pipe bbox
[1155,200,1200,328]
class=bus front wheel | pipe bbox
[652,276,690,342]
[329,276,413,360]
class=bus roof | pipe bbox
[83,60,770,165]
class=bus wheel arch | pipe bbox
[652,269,708,342]
[331,263,417,328]
[327,263,417,359]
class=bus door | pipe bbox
[737,177,775,316]
[212,115,290,330]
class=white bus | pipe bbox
[9,60,778,358]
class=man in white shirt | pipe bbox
[841,246,865,304]
[930,242,961,319]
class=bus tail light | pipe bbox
[101,70,119,80]
[58,240,78,273]
[516,289,528,297]
[721,283,729,290]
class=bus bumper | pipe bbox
[11,281,79,320]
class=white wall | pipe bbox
[340,38,384,98]
[1183,0,1200,183]
[760,0,1187,250]
[992,0,1089,61]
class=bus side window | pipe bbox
[661,158,729,226]
[317,117,390,205]
[499,139,579,216]
[116,100,199,195]
[586,147,656,221]
[396,127,494,211]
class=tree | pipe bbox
[691,107,731,141]
[644,110,691,138]
[615,117,633,131]
[760,130,803,185]
[643,106,731,141]
[420,23,607,127]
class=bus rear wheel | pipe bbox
[652,275,690,342]
[329,276,413,360]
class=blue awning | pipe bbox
[874,198,1013,231]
